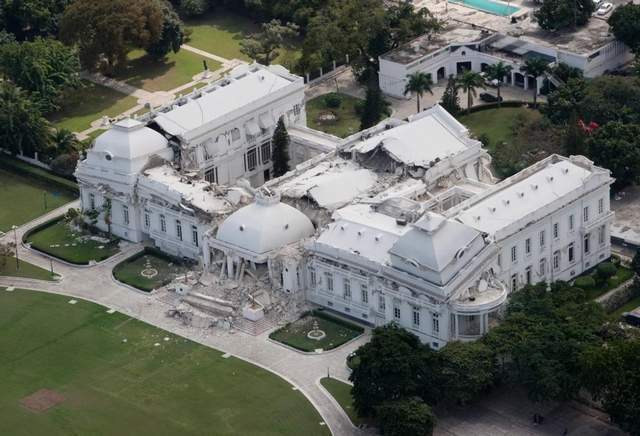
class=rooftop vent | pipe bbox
[502,199,510,206]
[488,207,496,213]
[396,218,408,226]
[474,215,481,222]
[547,176,554,182]
[531,184,539,190]
[517,192,524,198]
[562,167,569,174]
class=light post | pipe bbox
[43,191,48,210]
[12,225,19,270]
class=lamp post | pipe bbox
[12,225,19,270]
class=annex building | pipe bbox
[75,65,613,347]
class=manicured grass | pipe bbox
[113,249,189,292]
[320,377,363,427]
[609,295,640,321]
[47,80,138,133]
[25,219,119,265]
[0,257,56,281]
[80,129,106,149]
[114,49,220,92]
[457,107,541,152]
[0,167,76,233]
[185,12,301,67]
[0,289,330,436]
[306,93,364,138]
[0,157,78,193]
[579,265,634,300]
[269,310,364,352]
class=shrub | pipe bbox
[324,93,342,109]
[376,398,436,436]
[478,133,491,148]
[354,100,365,116]
[574,276,596,289]
[596,262,617,283]
[179,0,208,17]
[50,153,79,177]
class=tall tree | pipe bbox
[271,117,290,177]
[178,0,209,18]
[457,70,485,114]
[404,72,433,113]
[543,77,587,124]
[520,58,549,108]
[60,0,164,73]
[0,37,81,113]
[534,0,595,31]
[360,83,390,130]
[586,122,640,191]
[440,75,461,115]
[0,0,71,41]
[376,398,436,436]
[484,61,512,107]
[439,341,496,405]
[240,19,298,66]
[0,82,52,156]
[608,4,640,52]
[146,0,184,60]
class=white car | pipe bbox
[596,2,613,16]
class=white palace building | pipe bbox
[75,63,613,348]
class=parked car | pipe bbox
[592,0,603,9]
[479,93,503,103]
[596,2,613,16]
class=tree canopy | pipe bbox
[376,397,436,436]
[0,37,80,113]
[586,122,640,191]
[240,19,298,66]
[0,0,71,41]
[534,0,594,31]
[608,4,640,52]
[60,0,164,73]
[404,72,433,113]
[271,117,290,178]
[147,0,185,60]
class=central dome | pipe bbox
[216,194,315,255]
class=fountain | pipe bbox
[307,319,326,341]
[140,257,158,278]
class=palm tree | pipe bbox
[404,72,434,113]
[520,58,549,108]
[485,62,513,107]
[457,70,486,114]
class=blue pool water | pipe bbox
[449,0,520,16]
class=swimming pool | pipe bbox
[449,0,520,16]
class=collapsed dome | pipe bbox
[216,193,314,255]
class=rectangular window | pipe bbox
[361,284,368,304]
[192,225,198,247]
[260,141,271,164]
[539,258,546,276]
[584,206,590,222]
[599,225,606,245]
[122,205,129,225]
[553,222,559,239]
[497,254,502,267]
[245,147,257,172]
[553,251,560,270]
[598,198,604,214]
[205,167,218,184]
[176,220,183,241]
[160,214,166,233]
[511,246,517,263]
[525,238,531,255]
[144,211,150,229]
[569,214,574,231]
[413,307,420,327]
[393,306,401,320]
[378,295,386,312]
[539,230,546,248]
[568,242,575,262]
[511,274,518,292]
[325,272,333,292]
[89,193,96,210]
[309,269,316,289]
[525,266,532,285]
[343,279,351,300]
[584,233,590,254]
[432,313,439,334]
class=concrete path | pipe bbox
[0,202,366,436]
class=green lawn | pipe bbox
[47,80,138,133]
[80,129,107,149]
[457,106,541,152]
[269,311,364,352]
[0,167,76,233]
[113,249,189,292]
[114,49,220,92]
[0,289,329,436]
[185,12,301,67]
[306,93,364,138]
[25,219,119,265]
[320,377,363,427]
[0,257,56,281]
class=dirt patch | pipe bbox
[20,388,65,413]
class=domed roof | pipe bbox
[93,118,169,160]
[216,193,315,255]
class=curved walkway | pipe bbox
[0,202,368,436]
